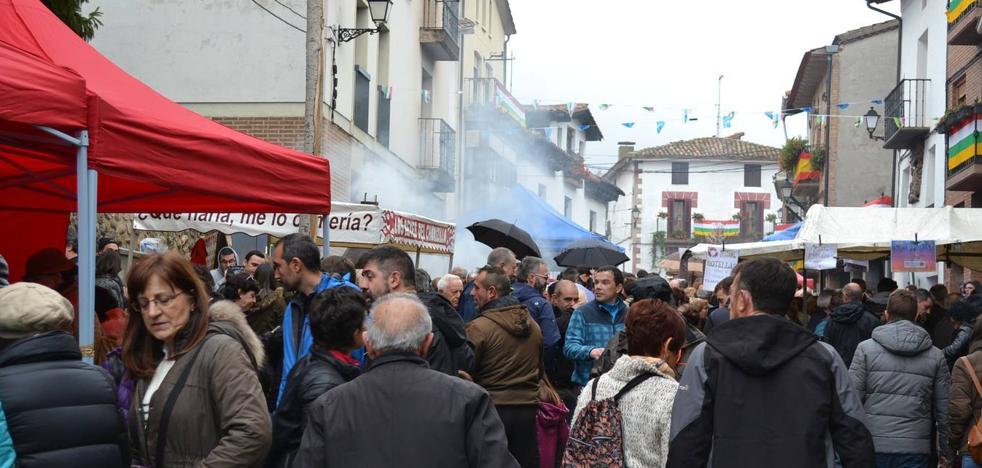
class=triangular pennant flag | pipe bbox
[893,116,903,127]
[854,116,861,128]
[621,122,636,128]
[802,106,813,113]
[722,112,735,129]
[837,103,849,110]
[578,124,591,132]
[599,104,611,111]
[656,121,665,133]
[642,106,655,112]
[683,109,690,123]
[870,99,883,105]
[567,102,575,114]
[764,111,775,120]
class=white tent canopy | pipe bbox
[689,206,982,269]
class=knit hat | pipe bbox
[629,275,674,305]
[0,283,74,339]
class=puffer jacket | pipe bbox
[129,303,272,467]
[0,331,128,468]
[823,301,881,368]
[466,295,544,406]
[945,321,975,368]
[950,339,982,455]
[848,319,950,457]
[267,347,361,468]
[418,291,475,375]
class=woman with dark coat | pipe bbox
[124,253,271,467]
[946,299,982,368]
[0,282,128,467]
[267,286,367,467]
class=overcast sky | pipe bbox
[507,0,901,171]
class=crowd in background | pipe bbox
[2,237,982,467]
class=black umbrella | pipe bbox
[554,238,629,268]
[466,219,541,260]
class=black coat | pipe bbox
[823,301,881,368]
[418,291,474,375]
[0,331,128,467]
[267,347,360,467]
[667,314,875,468]
[293,352,518,468]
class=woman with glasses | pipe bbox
[123,252,271,467]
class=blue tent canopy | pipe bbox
[763,222,801,242]
[458,185,623,255]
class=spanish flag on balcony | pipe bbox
[793,152,820,187]
[947,113,981,171]
[693,220,740,238]
[948,0,974,23]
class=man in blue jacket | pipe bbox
[272,234,358,406]
[563,265,627,388]
[512,256,561,379]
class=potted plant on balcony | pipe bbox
[671,229,687,240]
[657,211,669,219]
[811,147,826,169]
[691,212,705,222]
[779,137,809,171]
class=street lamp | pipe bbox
[337,0,393,42]
[631,206,641,228]
[864,107,885,141]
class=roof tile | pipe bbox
[630,136,780,162]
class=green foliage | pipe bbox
[650,231,666,267]
[691,212,704,221]
[43,0,103,41]
[779,137,808,171]
[765,213,778,224]
[811,147,826,169]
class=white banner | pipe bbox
[703,246,739,292]
[805,243,837,270]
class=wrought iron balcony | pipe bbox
[464,77,526,128]
[883,79,931,150]
[420,0,459,61]
[418,118,456,192]
[948,0,982,45]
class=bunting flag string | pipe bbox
[621,122,636,128]
[656,121,665,134]
[599,103,612,111]
[642,106,655,112]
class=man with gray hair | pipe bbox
[295,293,517,468]
[437,274,464,310]
[459,248,518,322]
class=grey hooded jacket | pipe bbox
[848,319,951,457]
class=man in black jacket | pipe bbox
[667,258,874,468]
[295,293,517,468]
[358,246,473,375]
[823,282,881,368]
[0,282,128,467]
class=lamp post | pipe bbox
[337,0,393,42]
[631,206,641,229]
[864,107,885,141]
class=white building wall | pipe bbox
[896,0,948,208]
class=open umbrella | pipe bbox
[466,219,542,260]
[554,238,629,268]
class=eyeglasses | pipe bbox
[134,291,188,313]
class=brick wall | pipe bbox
[213,116,352,202]
[947,45,982,108]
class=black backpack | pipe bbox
[562,372,657,467]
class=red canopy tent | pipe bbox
[0,0,332,353]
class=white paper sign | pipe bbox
[703,246,739,292]
[805,243,837,270]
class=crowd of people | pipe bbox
[3,235,982,467]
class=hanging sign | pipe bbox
[703,246,739,292]
[805,243,837,270]
[890,240,937,272]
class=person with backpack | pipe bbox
[565,298,686,467]
[950,319,982,467]
[123,252,272,467]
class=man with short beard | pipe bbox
[458,247,517,322]
[512,256,560,377]
[548,279,580,414]
[358,246,472,375]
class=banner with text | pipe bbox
[703,246,739,292]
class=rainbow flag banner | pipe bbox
[694,220,740,238]
[948,0,975,23]
[947,114,980,171]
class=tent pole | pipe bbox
[76,131,96,363]
[448,253,454,272]
[415,247,421,266]
[321,213,330,258]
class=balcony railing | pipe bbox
[945,104,982,191]
[419,117,456,192]
[948,0,981,45]
[883,79,931,149]
[420,0,459,61]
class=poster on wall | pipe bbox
[804,243,837,270]
[703,246,739,291]
[890,240,937,273]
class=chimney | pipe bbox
[618,141,636,160]
[725,132,745,140]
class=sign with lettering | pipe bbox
[890,240,937,272]
[703,246,739,292]
[805,243,837,270]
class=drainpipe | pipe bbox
[866,1,902,209]
[503,34,511,90]
[456,0,466,218]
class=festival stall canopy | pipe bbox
[133,203,457,255]
[457,185,621,255]
[0,0,332,214]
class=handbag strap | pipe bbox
[155,336,211,467]
[590,375,601,401]
[963,356,982,398]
